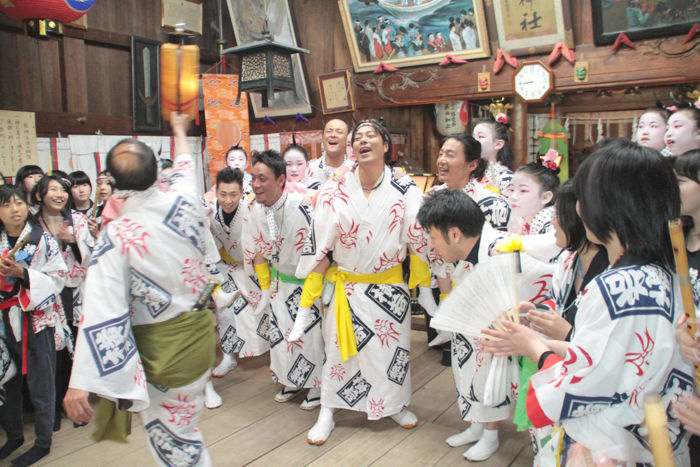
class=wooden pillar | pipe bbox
[512,99,528,167]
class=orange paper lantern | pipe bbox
[161,43,199,121]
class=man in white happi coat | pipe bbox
[290,119,433,445]
[307,119,355,186]
[64,113,217,467]
[209,166,270,379]
[242,150,324,409]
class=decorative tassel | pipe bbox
[438,54,467,66]
[373,62,398,74]
[683,23,699,44]
[547,42,575,65]
[611,33,635,52]
[263,115,276,125]
[493,48,518,74]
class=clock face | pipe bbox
[514,62,553,102]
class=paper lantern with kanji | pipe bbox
[0,0,96,23]
[161,43,200,121]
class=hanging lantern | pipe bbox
[0,0,97,37]
[223,38,308,108]
[161,27,200,122]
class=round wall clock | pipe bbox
[513,61,554,103]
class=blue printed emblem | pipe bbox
[163,196,206,254]
[83,312,137,377]
[145,419,203,466]
[337,371,371,407]
[129,268,172,318]
[386,346,410,385]
[597,265,674,322]
[560,392,628,420]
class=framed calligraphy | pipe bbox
[131,36,162,133]
[488,0,573,57]
[339,0,490,73]
[592,0,700,46]
[318,70,355,115]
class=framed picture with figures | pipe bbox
[339,0,491,73]
[592,0,700,46]
[487,0,573,57]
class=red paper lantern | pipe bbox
[0,0,96,24]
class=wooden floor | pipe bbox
[2,331,533,466]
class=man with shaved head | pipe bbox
[64,113,217,466]
[307,118,354,186]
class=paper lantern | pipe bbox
[0,0,96,23]
[0,0,96,36]
[160,42,200,122]
[223,39,308,107]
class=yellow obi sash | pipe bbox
[325,264,404,362]
[219,247,241,267]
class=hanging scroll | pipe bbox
[0,110,38,177]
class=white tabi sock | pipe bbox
[390,408,418,429]
[307,406,335,445]
[463,428,499,461]
[446,422,483,447]
[212,353,237,378]
[204,381,223,409]
[288,307,313,342]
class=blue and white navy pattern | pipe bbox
[386,346,410,385]
[364,284,409,323]
[129,268,172,318]
[83,312,137,377]
[220,325,244,355]
[145,419,203,467]
[163,196,206,254]
[337,371,372,407]
[89,233,114,265]
[352,312,374,351]
[452,334,473,368]
[597,265,674,322]
[287,354,315,388]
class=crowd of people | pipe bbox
[0,104,697,466]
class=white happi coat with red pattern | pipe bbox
[70,152,213,467]
[296,166,427,419]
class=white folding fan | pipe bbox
[430,252,555,337]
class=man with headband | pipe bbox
[290,119,432,444]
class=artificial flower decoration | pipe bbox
[541,148,562,171]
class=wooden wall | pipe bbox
[0,0,234,136]
[1,0,699,172]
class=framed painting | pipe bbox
[318,70,355,115]
[131,36,162,133]
[339,0,490,73]
[592,0,700,46]
[488,0,573,56]
[226,0,312,118]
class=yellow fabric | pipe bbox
[496,234,523,253]
[408,254,431,289]
[439,292,449,302]
[299,272,323,309]
[219,247,240,266]
[326,264,404,362]
[553,425,565,467]
[254,261,271,291]
[484,184,500,194]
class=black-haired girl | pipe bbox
[472,119,514,195]
[484,140,693,465]
[0,185,68,465]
